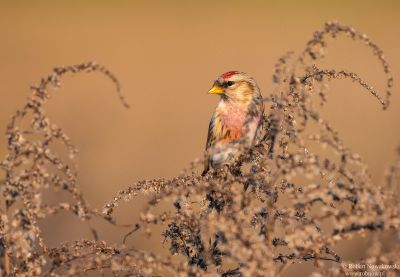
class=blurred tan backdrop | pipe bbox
[0,1,399,276]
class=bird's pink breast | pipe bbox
[218,106,247,139]
[221,107,245,129]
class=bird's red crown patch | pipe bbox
[221,71,239,79]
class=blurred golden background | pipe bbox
[0,1,399,276]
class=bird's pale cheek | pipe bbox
[208,85,224,95]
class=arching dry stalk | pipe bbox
[0,22,399,277]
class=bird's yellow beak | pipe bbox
[208,85,224,95]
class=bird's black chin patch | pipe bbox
[220,94,228,101]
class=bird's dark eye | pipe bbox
[227,81,234,87]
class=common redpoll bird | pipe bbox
[202,71,264,175]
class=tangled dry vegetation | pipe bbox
[0,22,399,276]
